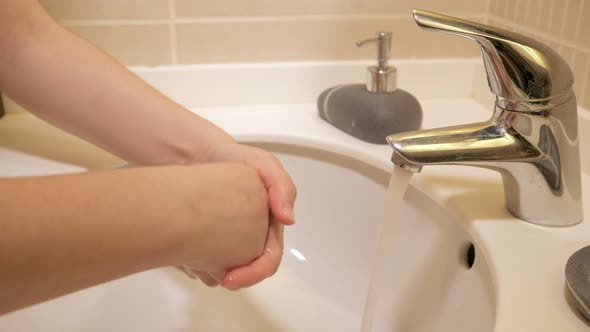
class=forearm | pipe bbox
[0,169,189,314]
[0,0,233,166]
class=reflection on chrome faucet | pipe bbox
[387,10,583,227]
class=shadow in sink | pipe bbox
[163,269,284,332]
[0,141,496,332]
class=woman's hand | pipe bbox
[205,143,296,225]
[0,0,295,302]
[0,163,270,313]
[198,143,297,289]
[175,163,271,281]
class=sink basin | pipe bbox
[0,142,495,332]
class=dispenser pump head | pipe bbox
[356,31,397,93]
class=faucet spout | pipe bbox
[387,103,583,226]
[387,120,540,169]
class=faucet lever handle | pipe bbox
[356,32,392,68]
[412,9,574,110]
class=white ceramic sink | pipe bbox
[0,142,495,332]
[3,60,588,331]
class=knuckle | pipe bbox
[255,149,280,166]
[268,153,281,165]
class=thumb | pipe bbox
[252,158,297,225]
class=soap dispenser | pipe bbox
[317,32,422,144]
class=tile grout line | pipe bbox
[519,0,528,24]
[168,0,178,65]
[573,0,585,42]
[59,12,488,26]
[501,0,508,20]
[571,48,578,71]
[502,0,509,20]
[60,19,170,26]
[488,15,590,54]
[533,0,543,28]
[547,0,556,35]
[521,0,530,27]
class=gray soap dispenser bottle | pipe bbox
[317,32,422,144]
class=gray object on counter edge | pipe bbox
[318,85,422,144]
[317,31,422,144]
[566,245,590,322]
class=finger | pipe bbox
[207,270,225,282]
[221,221,284,290]
[268,182,297,226]
[194,271,220,287]
[249,155,297,226]
[177,265,198,279]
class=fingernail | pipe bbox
[221,275,236,290]
[265,247,273,254]
[223,281,239,291]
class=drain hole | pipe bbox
[464,243,476,269]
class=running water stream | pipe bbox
[360,166,414,332]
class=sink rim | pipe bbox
[234,127,590,331]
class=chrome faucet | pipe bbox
[387,10,583,227]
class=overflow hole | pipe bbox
[465,243,476,269]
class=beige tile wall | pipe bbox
[488,0,590,109]
[40,0,589,108]
[40,0,485,66]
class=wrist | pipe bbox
[170,119,235,165]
